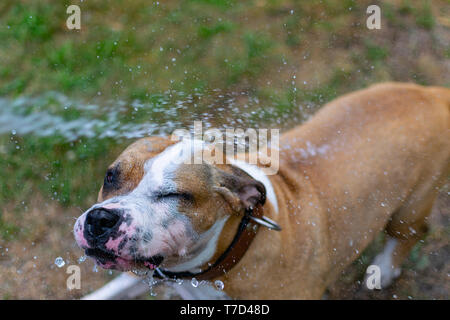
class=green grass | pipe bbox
[414,0,435,30]
[0,218,20,241]
[445,48,450,59]
[0,1,363,98]
[398,0,414,15]
[365,41,389,62]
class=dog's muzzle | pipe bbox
[78,206,165,270]
[84,208,121,246]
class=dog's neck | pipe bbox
[166,160,278,274]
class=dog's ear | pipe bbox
[213,165,266,213]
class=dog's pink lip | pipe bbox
[144,261,157,270]
[85,248,163,271]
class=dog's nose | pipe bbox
[85,208,120,241]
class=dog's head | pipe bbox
[73,136,266,272]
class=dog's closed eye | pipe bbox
[155,192,193,202]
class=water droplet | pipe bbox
[54,257,65,268]
[191,278,199,288]
[145,273,159,297]
[214,280,224,291]
[132,269,149,277]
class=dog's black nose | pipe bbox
[85,208,120,243]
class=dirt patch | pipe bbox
[0,198,117,299]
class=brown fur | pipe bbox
[98,83,449,299]
[98,137,177,202]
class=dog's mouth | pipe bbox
[85,248,164,270]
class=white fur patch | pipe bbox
[167,216,229,273]
[145,139,202,189]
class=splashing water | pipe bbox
[0,90,309,143]
[214,280,224,291]
[0,92,178,141]
[145,270,158,297]
[131,269,150,277]
[54,257,65,268]
[191,277,199,288]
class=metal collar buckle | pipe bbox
[249,215,282,231]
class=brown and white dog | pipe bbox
[74,83,449,299]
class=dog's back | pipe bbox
[279,82,449,289]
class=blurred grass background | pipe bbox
[0,0,448,299]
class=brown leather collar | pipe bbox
[154,204,281,281]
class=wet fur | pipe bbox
[77,82,449,299]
